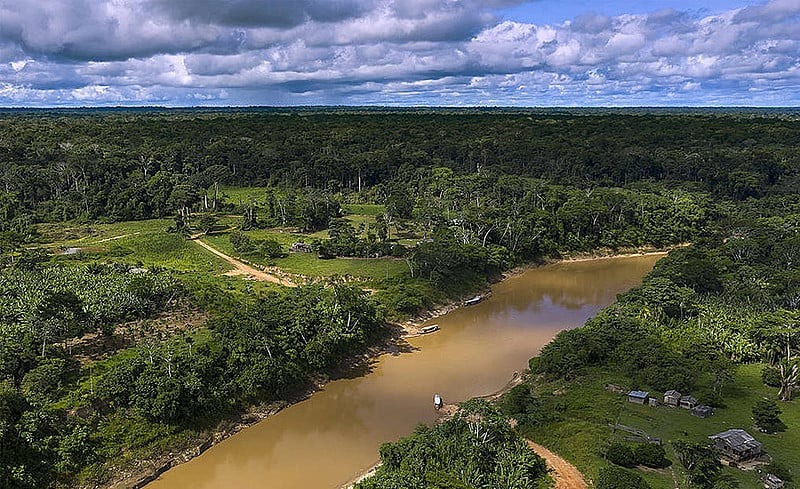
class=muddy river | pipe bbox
[148,254,662,489]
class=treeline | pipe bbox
[355,400,548,489]
[1,111,798,224]
[520,198,800,487]
[536,236,799,397]
[0,271,382,487]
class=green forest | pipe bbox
[0,108,798,488]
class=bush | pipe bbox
[633,443,671,469]
[229,230,253,252]
[696,388,726,408]
[762,366,782,387]
[597,466,651,489]
[604,443,636,468]
[752,398,787,433]
[258,239,285,259]
[764,461,794,482]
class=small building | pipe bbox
[765,474,785,489]
[691,405,713,418]
[628,390,649,404]
[709,429,763,462]
[290,242,313,253]
[680,395,699,410]
[648,398,660,407]
[664,390,682,407]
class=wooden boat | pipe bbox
[420,324,440,334]
[463,295,483,306]
[434,393,443,410]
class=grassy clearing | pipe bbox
[37,219,173,247]
[275,253,408,280]
[40,217,410,281]
[342,203,386,216]
[217,186,268,204]
[108,234,232,273]
[202,229,409,281]
[524,364,799,489]
[38,218,232,274]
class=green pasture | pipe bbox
[523,364,798,489]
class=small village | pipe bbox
[623,389,787,489]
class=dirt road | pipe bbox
[527,440,588,489]
[191,237,297,287]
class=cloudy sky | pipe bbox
[0,0,798,106]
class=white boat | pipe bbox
[464,295,483,306]
[420,324,440,334]
[434,393,443,410]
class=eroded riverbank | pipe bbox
[142,253,662,489]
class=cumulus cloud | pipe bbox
[0,0,798,106]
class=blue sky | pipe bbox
[497,0,755,24]
[0,0,798,107]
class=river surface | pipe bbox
[148,254,662,489]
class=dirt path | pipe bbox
[191,237,297,287]
[526,440,588,489]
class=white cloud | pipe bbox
[0,0,799,105]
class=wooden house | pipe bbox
[664,390,681,407]
[627,390,649,404]
[290,242,313,253]
[680,395,699,410]
[765,474,785,489]
[709,429,763,462]
[691,405,713,418]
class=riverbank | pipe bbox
[106,249,672,489]
[398,246,674,338]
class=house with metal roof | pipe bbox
[664,390,681,407]
[691,405,713,418]
[680,395,699,410]
[765,474,785,489]
[709,429,763,462]
[627,390,649,404]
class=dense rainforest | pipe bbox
[0,108,798,488]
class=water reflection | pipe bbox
[148,254,662,489]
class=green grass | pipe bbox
[342,203,386,216]
[524,364,799,489]
[110,234,232,273]
[275,253,408,280]
[37,219,174,247]
[202,230,409,281]
[39,219,233,273]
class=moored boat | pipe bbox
[420,324,440,334]
[464,295,483,306]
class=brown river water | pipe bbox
[147,254,662,489]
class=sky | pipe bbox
[0,0,798,107]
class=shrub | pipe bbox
[230,231,253,252]
[597,466,650,489]
[764,461,793,482]
[752,398,787,433]
[258,239,285,259]
[633,443,671,469]
[604,443,636,468]
[762,366,782,388]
